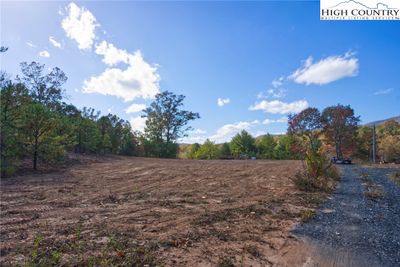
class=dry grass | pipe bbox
[388,171,400,185]
[359,171,385,200]
[300,209,316,223]
[364,188,385,199]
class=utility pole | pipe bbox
[372,123,376,164]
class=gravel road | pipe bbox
[293,165,400,267]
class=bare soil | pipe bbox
[1,157,328,266]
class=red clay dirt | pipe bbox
[1,157,328,266]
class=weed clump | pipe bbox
[292,164,338,192]
[217,255,236,267]
[300,209,316,223]
[389,172,400,185]
[364,187,384,199]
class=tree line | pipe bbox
[0,62,138,177]
[1,57,199,177]
[184,132,297,160]
[182,105,400,163]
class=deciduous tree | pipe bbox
[143,91,200,158]
[255,134,276,159]
[321,104,359,159]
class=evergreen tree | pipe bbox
[255,134,276,159]
[0,80,30,176]
[219,142,232,159]
[195,139,220,159]
[230,130,256,158]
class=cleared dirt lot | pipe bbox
[1,157,327,266]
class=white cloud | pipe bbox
[62,2,98,49]
[217,97,230,107]
[95,41,130,66]
[257,76,287,99]
[253,130,268,137]
[130,116,146,132]
[39,50,50,58]
[82,50,160,101]
[262,119,275,125]
[209,121,252,143]
[180,128,208,143]
[249,100,308,114]
[289,52,358,85]
[125,103,146,114]
[26,41,36,48]
[272,76,284,88]
[276,116,287,123]
[180,136,207,144]
[107,107,112,113]
[61,3,160,102]
[49,36,62,48]
[262,116,287,125]
[191,129,207,134]
[373,88,393,95]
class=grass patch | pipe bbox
[25,230,164,267]
[193,203,272,226]
[193,209,236,225]
[388,172,400,185]
[359,171,385,200]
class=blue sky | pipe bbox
[1,1,399,143]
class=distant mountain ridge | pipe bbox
[363,116,400,126]
[330,0,395,10]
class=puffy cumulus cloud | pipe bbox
[191,129,207,135]
[129,116,146,132]
[39,50,50,58]
[179,128,208,144]
[209,121,254,143]
[217,97,230,107]
[180,136,208,144]
[289,52,358,85]
[262,116,287,125]
[249,100,308,114]
[95,41,130,66]
[49,36,62,48]
[62,2,98,49]
[125,103,146,114]
[82,50,160,101]
[253,130,268,137]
